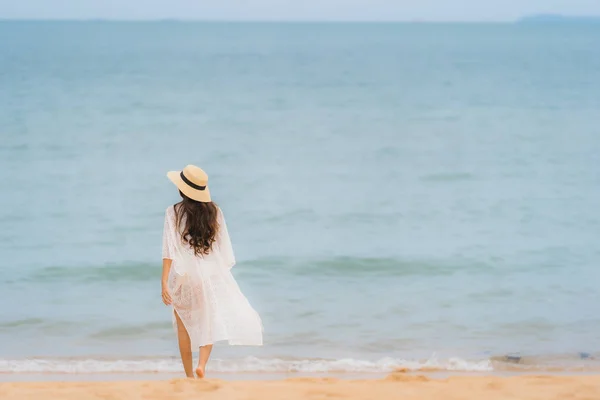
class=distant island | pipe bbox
[518,14,600,23]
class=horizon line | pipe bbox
[2,15,599,24]
[0,18,519,23]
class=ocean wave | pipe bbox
[244,256,478,277]
[89,322,172,339]
[3,354,599,374]
[20,257,483,284]
[0,318,45,329]
[0,356,492,374]
[24,263,157,283]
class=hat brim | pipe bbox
[167,171,212,203]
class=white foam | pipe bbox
[0,356,493,374]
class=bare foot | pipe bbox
[195,365,205,379]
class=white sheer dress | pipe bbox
[162,205,263,348]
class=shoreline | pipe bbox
[2,367,600,382]
[0,372,386,383]
[1,372,598,399]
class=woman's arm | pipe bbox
[161,258,172,305]
[162,208,174,306]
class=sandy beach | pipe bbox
[1,373,599,400]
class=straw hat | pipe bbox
[167,165,211,203]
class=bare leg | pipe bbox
[196,344,213,378]
[174,310,194,378]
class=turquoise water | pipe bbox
[1,21,600,373]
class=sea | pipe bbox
[1,21,599,375]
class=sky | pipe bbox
[0,0,599,22]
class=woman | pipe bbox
[161,165,263,378]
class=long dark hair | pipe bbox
[174,191,219,256]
